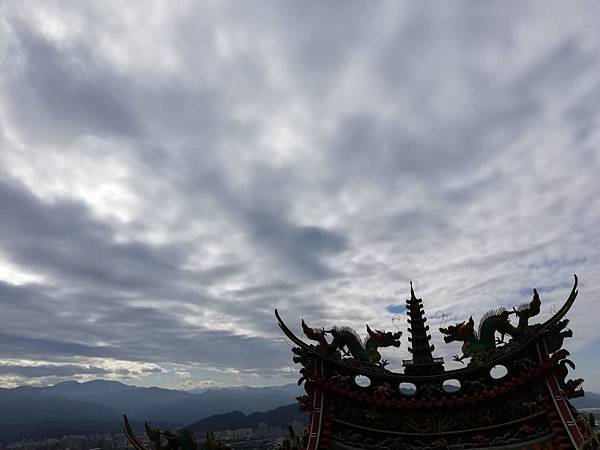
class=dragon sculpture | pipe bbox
[439,287,542,363]
[301,320,402,366]
[123,415,231,450]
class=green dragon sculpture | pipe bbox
[302,320,402,366]
[438,311,514,363]
[439,288,542,363]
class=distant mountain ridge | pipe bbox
[571,390,600,409]
[33,379,192,416]
[185,403,308,433]
[0,379,304,442]
[140,383,304,424]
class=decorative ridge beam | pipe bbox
[123,415,149,450]
[275,308,308,348]
[539,274,578,330]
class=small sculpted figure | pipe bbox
[510,288,541,329]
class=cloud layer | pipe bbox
[1,1,600,390]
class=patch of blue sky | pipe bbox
[386,304,406,314]
[527,257,587,272]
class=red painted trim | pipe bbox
[307,360,325,450]
[537,341,584,449]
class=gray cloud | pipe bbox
[0,1,599,390]
[0,176,185,291]
[0,364,109,378]
[4,20,140,140]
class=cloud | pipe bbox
[0,177,185,291]
[2,19,140,142]
[0,0,599,391]
[0,363,109,378]
[177,379,223,391]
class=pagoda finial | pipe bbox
[410,280,417,301]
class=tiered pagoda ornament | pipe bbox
[276,275,599,450]
[403,282,444,376]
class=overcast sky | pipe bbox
[1,1,599,392]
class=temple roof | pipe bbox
[275,275,578,382]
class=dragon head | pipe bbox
[366,325,402,348]
[439,316,475,343]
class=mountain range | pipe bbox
[0,380,304,443]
